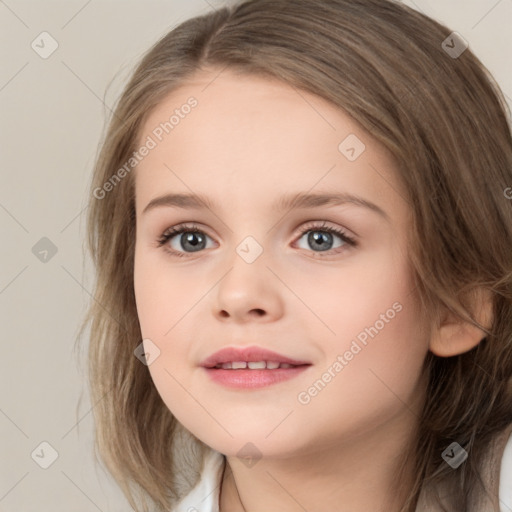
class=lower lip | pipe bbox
[202,365,310,389]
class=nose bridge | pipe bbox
[214,232,282,321]
[222,233,269,292]
[234,234,266,266]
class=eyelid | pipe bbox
[293,220,356,243]
[157,222,216,247]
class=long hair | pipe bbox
[78,0,512,510]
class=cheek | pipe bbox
[305,274,428,429]
[288,241,414,346]
[133,246,208,391]
[133,245,195,337]
[300,245,428,405]
[291,293,428,454]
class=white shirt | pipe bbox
[172,432,512,512]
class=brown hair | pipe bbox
[78,0,512,510]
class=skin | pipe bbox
[132,67,489,512]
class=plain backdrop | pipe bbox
[1,1,511,511]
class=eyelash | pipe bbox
[156,221,357,258]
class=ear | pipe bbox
[429,287,494,357]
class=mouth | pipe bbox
[199,346,312,389]
[199,345,311,368]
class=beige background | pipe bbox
[0,1,511,511]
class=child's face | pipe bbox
[133,68,430,458]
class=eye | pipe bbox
[293,221,356,257]
[156,221,356,258]
[157,223,215,257]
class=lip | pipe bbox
[199,345,311,368]
[199,345,312,389]
[203,366,310,389]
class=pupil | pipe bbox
[182,232,205,251]
[309,231,332,251]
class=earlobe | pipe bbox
[428,288,494,358]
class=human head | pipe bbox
[81,1,512,510]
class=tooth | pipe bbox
[215,361,296,370]
[248,361,266,369]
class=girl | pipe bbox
[80,0,512,510]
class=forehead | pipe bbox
[134,68,407,218]
[138,68,342,148]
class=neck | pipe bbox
[219,402,422,512]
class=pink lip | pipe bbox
[199,345,311,368]
[203,366,310,389]
[199,345,312,389]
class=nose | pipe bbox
[212,245,284,323]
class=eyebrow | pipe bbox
[142,191,390,221]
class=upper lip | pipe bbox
[199,346,312,368]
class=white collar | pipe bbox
[173,449,225,512]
